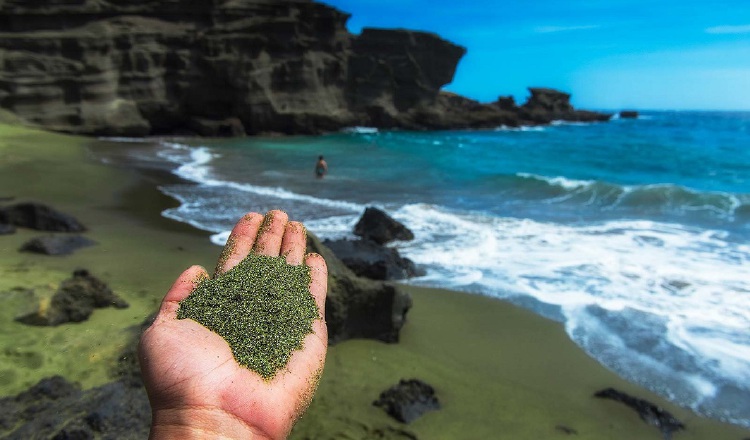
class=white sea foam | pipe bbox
[387,203,749,422]
[341,126,379,134]
[210,230,230,246]
[158,141,364,214]
[550,120,595,127]
[516,172,594,189]
[494,125,547,132]
[208,214,363,247]
[176,147,219,182]
[147,138,750,426]
[302,215,360,240]
[155,141,192,163]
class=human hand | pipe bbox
[139,210,328,439]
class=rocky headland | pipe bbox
[0,0,611,137]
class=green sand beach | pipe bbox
[1,124,748,439]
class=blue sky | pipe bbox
[320,0,750,110]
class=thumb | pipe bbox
[157,265,209,319]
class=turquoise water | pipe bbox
[99,111,750,427]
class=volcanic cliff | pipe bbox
[0,0,610,136]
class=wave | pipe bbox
[391,203,750,426]
[91,111,750,430]
[510,173,748,222]
[550,120,598,127]
[493,125,547,132]
[493,120,599,131]
[135,138,750,427]
[161,142,362,211]
[341,126,379,134]
[153,141,365,238]
[204,198,750,425]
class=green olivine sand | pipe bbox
[177,253,317,380]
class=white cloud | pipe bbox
[534,24,600,33]
[705,24,750,34]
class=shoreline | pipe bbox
[1,124,748,438]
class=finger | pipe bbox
[252,210,288,257]
[280,221,307,265]
[304,253,328,318]
[158,265,209,318]
[214,212,264,276]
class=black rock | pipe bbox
[20,235,96,255]
[16,270,129,326]
[619,110,639,119]
[594,388,685,440]
[0,202,86,232]
[323,238,424,280]
[354,207,415,245]
[0,376,150,439]
[373,379,440,424]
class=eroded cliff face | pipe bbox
[0,0,608,136]
[0,0,350,135]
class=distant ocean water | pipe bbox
[97,111,750,427]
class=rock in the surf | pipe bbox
[353,207,415,245]
[323,238,424,280]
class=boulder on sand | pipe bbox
[20,234,96,255]
[373,379,441,424]
[307,233,412,344]
[16,269,128,326]
[0,202,86,232]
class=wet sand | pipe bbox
[0,123,747,439]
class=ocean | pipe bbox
[96,110,750,427]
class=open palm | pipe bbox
[139,211,328,439]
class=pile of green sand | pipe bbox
[177,253,318,380]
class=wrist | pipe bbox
[149,407,270,440]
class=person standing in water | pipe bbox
[315,155,328,179]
